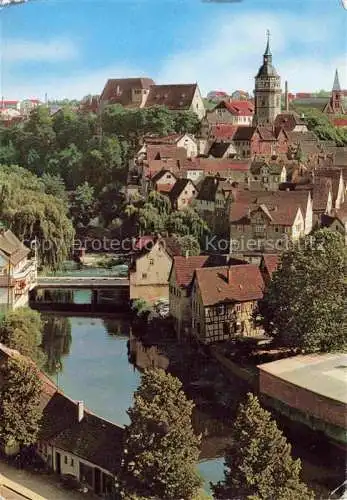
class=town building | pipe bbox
[229,190,312,255]
[169,254,244,339]
[204,100,254,127]
[150,169,178,193]
[323,69,346,115]
[321,203,347,245]
[258,353,347,446]
[259,254,280,285]
[232,126,288,158]
[144,133,198,158]
[168,178,197,210]
[19,99,41,116]
[0,343,123,496]
[129,236,182,303]
[274,112,308,132]
[0,228,37,312]
[144,83,205,119]
[248,160,287,190]
[98,77,155,112]
[253,31,281,126]
[191,264,265,343]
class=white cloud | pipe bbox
[2,37,78,62]
[156,11,347,94]
[2,9,346,100]
[2,64,146,100]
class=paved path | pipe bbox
[0,461,96,500]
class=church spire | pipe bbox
[333,69,341,91]
[263,29,272,64]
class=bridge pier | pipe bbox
[91,289,99,310]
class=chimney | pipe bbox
[227,266,232,284]
[284,81,289,112]
[77,401,84,422]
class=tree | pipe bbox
[0,356,43,449]
[70,182,95,228]
[173,111,200,134]
[0,165,74,270]
[260,229,346,352]
[41,173,67,201]
[118,369,202,500]
[178,235,200,256]
[212,393,313,500]
[0,308,45,367]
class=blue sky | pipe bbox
[0,0,346,100]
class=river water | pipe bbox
[40,308,224,493]
[39,291,344,498]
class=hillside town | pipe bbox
[0,1,347,498]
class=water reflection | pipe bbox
[127,334,169,371]
[41,315,72,375]
[103,317,130,337]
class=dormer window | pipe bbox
[181,93,186,98]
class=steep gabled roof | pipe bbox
[233,126,256,141]
[168,178,195,204]
[151,168,177,184]
[144,84,198,111]
[100,77,155,106]
[195,264,264,306]
[196,176,220,201]
[0,229,30,266]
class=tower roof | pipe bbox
[264,29,272,57]
[256,30,278,78]
[333,69,341,91]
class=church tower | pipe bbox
[324,69,345,115]
[253,31,281,126]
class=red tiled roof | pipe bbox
[135,236,154,251]
[262,254,280,278]
[144,134,186,145]
[224,100,254,116]
[198,158,250,173]
[172,255,210,287]
[100,77,155,106]
[195,264,264,306]
[296,93,312,98]
[156,183,174,193]
[144,84,198,111]
[332,118,347,127]
[210,124,238,140]
[1,100,18,105]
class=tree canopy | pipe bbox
[0,356,43,449]
[260,229,346,352]
[295,107,347,146]
[0,308,45,367]
[212,393,313,500]
[118,369,202,500]
[0,164,74,270]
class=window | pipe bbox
[274,226,279,232]
[235,304,242,312]
[71,458,74,466]
[255,225,265,233]
[149,259,154,265]
[142,273,147,279]
[64,456,68,465]
[217,304,225,315]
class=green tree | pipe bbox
[70,182,95,228]
[147,191,171,216]
[41,173,67,201]
[0,308,45,367]
[0,356,43,449]
[260,229,346,352]
[178,234,200,256]
[173,111,200,134]
[118,369,202,500]
[0,165,74,270]
[212,393,313,500]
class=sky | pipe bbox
[0,0,346,100]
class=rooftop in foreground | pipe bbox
[258,353,347,405]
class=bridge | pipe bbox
[30,276,130,312]
[36,276,129,289]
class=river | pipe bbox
[40,307,224,494]
[39,290,344,499]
